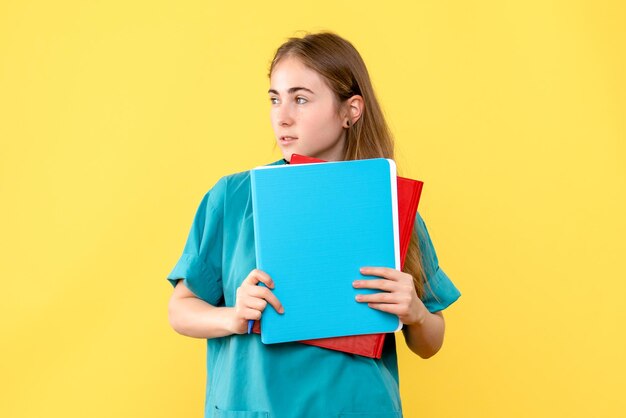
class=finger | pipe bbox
[242,308,262,321]
[367,303,402,315]
[353,279,396,291]
[243,297,267,312]
[359,267,401,281]
[355,292,397,304]
[244,269,275,288]
[247,286,284,314]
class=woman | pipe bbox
[167,31,461,418]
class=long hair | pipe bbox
[268,31,435,301]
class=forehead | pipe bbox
[269,57,327,93]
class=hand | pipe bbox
[230,269,284,334]
[353,267,429,326]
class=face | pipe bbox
[269,56,348,162]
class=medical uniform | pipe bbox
[167,158,461,418]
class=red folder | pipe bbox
[252,154,423,358]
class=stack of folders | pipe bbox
[250,154,423,357]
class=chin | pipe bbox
[280,150,298,161]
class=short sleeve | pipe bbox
[166,177,227,306]
[414,211,461,312]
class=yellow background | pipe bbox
[1,1,624,417]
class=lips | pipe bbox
[280,136,298,142]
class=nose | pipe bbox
[276,102,294,127]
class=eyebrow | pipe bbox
[268,87,315,95]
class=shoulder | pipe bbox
[203,159,285,207]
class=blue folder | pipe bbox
[250,158,402,344]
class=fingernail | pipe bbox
[353,280,360,287]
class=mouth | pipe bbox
[279,136,298,144]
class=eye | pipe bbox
[269,97,279,105]
[296,96,308,104]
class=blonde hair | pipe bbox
[268,31,435,300]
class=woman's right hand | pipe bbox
[229,269,284,335]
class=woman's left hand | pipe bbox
[354,267,429,326]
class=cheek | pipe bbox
[316,115,343,139]
[304,109,340,133]
[269,109,279,126]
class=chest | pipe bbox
[221,183,257,306]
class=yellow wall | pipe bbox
[1,1,624,417]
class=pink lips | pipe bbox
[280,136,298,143]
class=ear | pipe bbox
[342,95,364,127]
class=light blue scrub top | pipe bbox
[167,159,461,418]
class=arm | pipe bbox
[168,269,284,339]
[168,279,238,339]
[401,310,445,359]
[354,266,447,359]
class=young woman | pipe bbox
[167,31,461,418]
